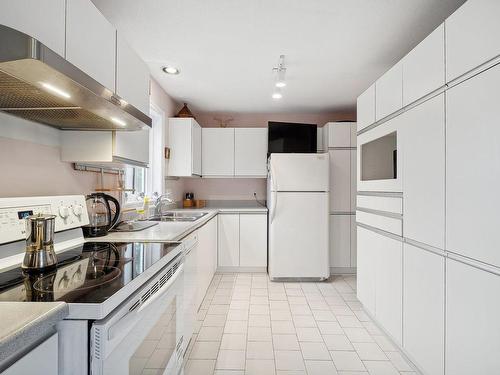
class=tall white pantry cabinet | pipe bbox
[323,122,357,273]
[355,1,500,374]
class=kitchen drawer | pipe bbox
[356,210,402,236]
[356,195,402,215]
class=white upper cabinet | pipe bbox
[234,128,268,177]
[326,122,356,148]
[446,63,500,267]
[0,0,66,57]
[403,244,445,375]
[66,0,116,90]
[114,128,150,165]
[401,94,445,249]
[375,62,403,121]
[61,130,149,166]
[202,128,235,176]
[402,24,445,105]
[116,33,150,115]
[446,259,500,375]
[329,150,351,212]
[445,0,500,82]
[167,118,202,177]
[357,84,376,131]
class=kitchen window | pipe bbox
[124,104,165,204]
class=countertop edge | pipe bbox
[0,302,68,367]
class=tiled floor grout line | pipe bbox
[187,273,415,375]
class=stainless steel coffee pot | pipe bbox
[22,213,58,271]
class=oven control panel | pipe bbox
[0,195,89,244]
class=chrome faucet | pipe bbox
[154,194,176,216]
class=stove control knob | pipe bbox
[72,204,83,217]
[59,206,70,219]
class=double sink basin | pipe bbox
[148,211,209,222]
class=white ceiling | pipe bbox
[92,0,465,114]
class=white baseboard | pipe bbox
[330,267,357,275]
[216,266,267,273]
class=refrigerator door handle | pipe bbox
[270,190,277,224]
[270,160,277,192]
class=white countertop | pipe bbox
[0,302,68,369]
[94,202,268,243]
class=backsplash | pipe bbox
[183,178,266,201]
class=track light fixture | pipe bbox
[272,55,286,99]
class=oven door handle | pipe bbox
[108,263,184,341]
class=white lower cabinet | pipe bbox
[196,217,217,307]
[357,226,402,344]
[356,226,376,315]
[218,214,240,267]
[403,244,445,375]
[218,213,267,269]
[240,214,267,267]
[375,233,402,345]
[2,333,58,375]
[330,214,351,268]
[183,236,198,348]
[446,259,500,375]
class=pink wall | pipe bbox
[150,79,184,201]
[182,111,355,201]
[184,178,267,201]
[0,136,117,197]
[0,79,181,200]
[195,111,355,128]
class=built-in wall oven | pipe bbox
[357,116,402,192]
[90,253,185,375]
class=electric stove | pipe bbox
[0,241,181,305]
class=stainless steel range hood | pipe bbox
[0,24,151,131]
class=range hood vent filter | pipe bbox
[0,25,151,131]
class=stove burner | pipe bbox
[32,266,121,294]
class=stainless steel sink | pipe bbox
[147,212,209,222]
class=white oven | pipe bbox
[90,253,185,375]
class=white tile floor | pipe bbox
[184,273,417,375]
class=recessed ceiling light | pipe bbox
[111,117,127,127]
[40,82,71,99]
[272,91,283,100]
[162,66,180,75]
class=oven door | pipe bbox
[90,256,184,375]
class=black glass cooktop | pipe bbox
[0,242,181,304]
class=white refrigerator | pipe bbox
[267,153,330,280]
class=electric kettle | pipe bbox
[82,193,120,237]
